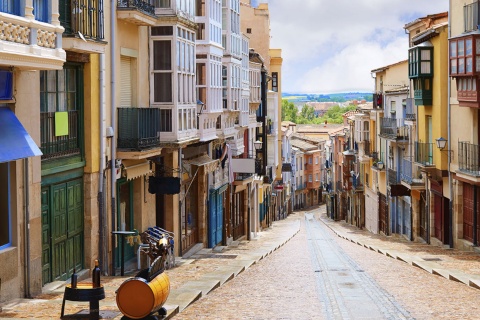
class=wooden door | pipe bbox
[41,187,51,285]
[379,193,388,235]
[434,193,443,241]
[117,179,134,265]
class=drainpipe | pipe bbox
[98,53,106,273]
[24,158,30,298]
[448,4,454,248]
[178,147,182,255]
[110,0,117,275]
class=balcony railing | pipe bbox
[40,111,81,160]
[458,141,480,175]
[415,142,434,166]
[388,168,399,185]
[401,157,413,184]
[61,0,105,40]
[117,0,155,16]
[352,174,363,189]
[464,0,480,32]
[235,172,254,181]
[118,107,160,150]
[380,117,408,140]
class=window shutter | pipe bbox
[120,56,132,107]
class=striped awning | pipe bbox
[122,160,151,181]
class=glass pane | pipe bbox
[459,58,465,73]
[451,59,457,74]
[450,41,457,57]
[467,57,473,73]
[458,40,465,56]
[58,69,65,92]
[421,49,431,61]
[466,39,473,56]
[67,92,76,111]
[477,56,480,72]
[67,68,76,92]
[154,73,172,102]
[47,93,56,112]
[58,92,66,111]
[153,41,171,70]
[47,71,56,92]
[474,79,477,91]
[421,62,430,74]
[477,39,480,54]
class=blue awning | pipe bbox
[0,107,42,163]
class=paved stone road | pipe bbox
[305,213,411,320]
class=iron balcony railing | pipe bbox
[118,107,160,150]
[415,142,434,166]
[401,157,413,184]
[388,168,399,185]
[380,117,408,140]
[117,0,155,16]
[458,141,480,175]
[464,0,480,33]
[235,172,254,181]
[40,111,82,160]
[352,174,362,189]
[60,0,105,40]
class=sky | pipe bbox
[260,0,449,94]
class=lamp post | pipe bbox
[254,140,263,175]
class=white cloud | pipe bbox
[266,0,449,93]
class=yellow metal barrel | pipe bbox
[116,272,170,319]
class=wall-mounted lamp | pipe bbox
[377,161,384,170]
[435,137,454,159]
[254,140,263,150]
[197,100,206,116]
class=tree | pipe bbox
[281,99,298,122]
[300,104,315,121]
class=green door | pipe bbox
[42,178,84,283]
[116,179,134,266]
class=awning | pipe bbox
[122,160,151,181]
[0,107,42,163]
[184,155,219,174]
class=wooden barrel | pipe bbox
[116,272,170,319]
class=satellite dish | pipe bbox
[78,32,86,42]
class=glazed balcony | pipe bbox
[117,0,157,26]
[117,107,161,155]
[464,0,480,32]
[60,0,107,53]
[0,9,65,69]
[379,117,408,141]
[458,141,480,176]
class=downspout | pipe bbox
[98,53,106,273]
[448,5,454,248]
[110,0,117,275]
[178,147,182,255]
[24,158,30,298]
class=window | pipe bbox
[155,0,171,8]
[316,173,319,181]
[33,0,48,22]
[0,162,10,249]
[246,28,251,34]
[152,40,172,103]
[160,109,172,132]
[308,157,312,164]
[309,174,312,183]
[315,157,318,165]
[272,72,278,92]
[0,0,19,15]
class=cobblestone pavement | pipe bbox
[4,204,480,319]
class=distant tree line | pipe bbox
[281,100,358,124]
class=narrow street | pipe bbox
[173,207,480,320]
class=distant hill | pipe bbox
[283,92,372,103]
